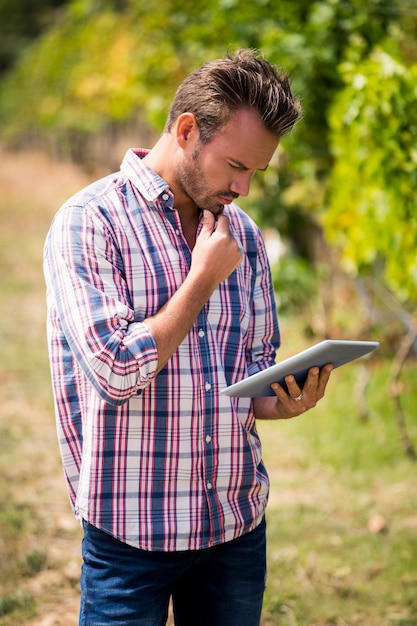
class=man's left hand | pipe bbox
[253,364,333,420]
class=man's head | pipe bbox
[165,48,301,143]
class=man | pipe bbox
[44,49,332,625]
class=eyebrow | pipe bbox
[229,159,269,172]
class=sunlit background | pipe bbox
[0,1,416,624]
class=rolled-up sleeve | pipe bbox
[44,203,158,406]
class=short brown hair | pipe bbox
[165,48,301,143]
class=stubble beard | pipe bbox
[175,146,230,215]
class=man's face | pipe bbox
[174,109,280,214]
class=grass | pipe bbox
[0,148,416,625]
[259,360,417,625]
[0,149,87,625]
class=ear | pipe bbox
[176,112,199,148]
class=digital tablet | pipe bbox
[220,339,379,398]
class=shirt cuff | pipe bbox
[122,321,159,389]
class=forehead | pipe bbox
[208,109,280,170]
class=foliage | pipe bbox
[0,2,406,202]
[272,256,320,316]
[0,0,67,73]
[325,49,417,303]
[0,11,141,140]
[0,0,416,315]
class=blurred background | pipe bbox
[0,1,416,624]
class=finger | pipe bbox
[270,381,305,419]
[284,375,304,400]
[302,367,320,395]
[212,214,242,266]
[213,213,231,233]
[283,370,319,410]
[274,378,303,407]
[316,363,333,399]
[302,365,332,404]
[199,210,216,237]
[270,382,290,403]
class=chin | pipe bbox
[208,204,225,215]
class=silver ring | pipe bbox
[292,392,303,402]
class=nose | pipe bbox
[230,172,253,197]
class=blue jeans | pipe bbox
[79,518,266,626]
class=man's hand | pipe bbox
[253,364,333,420]
[144,210,242,373]
[190,210,242,289]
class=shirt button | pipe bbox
[162,193,169,201]
[205,382,211,391]
[198,329,205,338]
[205,435,212,444]
[207,482,212,490]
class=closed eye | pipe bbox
[228,161,248,171]
[227,159,268,173]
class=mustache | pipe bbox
[217,191,240,200]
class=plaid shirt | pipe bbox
[44,149,280,551]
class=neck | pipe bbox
[142,134,199,219]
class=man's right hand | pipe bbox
[144,210,242,373]
[190,210,242,289]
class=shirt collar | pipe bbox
[120,148,173,205]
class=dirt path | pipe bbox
[0,149,90,625]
